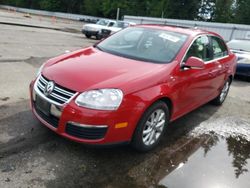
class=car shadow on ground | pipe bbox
[234,76,250,83]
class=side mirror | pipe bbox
[182,56,205,69]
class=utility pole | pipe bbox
[116,8,120,20]
[161,11,164,18]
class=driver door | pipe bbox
[173,35,215,117]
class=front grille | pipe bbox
[36,75,76,105]
[65,123,108,140]
[34,102,59,128]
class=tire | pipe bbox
[131,101,169,152]
[85,34,91,38]
[211,78,231,106]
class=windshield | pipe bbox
[227,40,250,52]
[96,19,109,26]
[97,27,188,64]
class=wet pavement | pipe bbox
[0,9,250,188]
[0,94,250,188]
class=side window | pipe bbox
[211,36,228,58]
[108,22,115,27]
[184,35,212,62]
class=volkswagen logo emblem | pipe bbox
[44,81,55,96]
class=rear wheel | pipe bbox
[132,101,169,152]
[212,78,231,105]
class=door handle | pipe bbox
[209,72,214,77]
[209,70,217,77]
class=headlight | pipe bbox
[36,63,45,76]
[75,89,123,110]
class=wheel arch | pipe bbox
[229,75,233,84]
[157,97,173,119]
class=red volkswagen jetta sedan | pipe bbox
[30,25,236,151]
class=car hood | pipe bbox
[105,27,122,32]
[42,47,173,94]
[83,24,108,30]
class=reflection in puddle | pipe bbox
[94,116,250,188]
[158,135,250,188]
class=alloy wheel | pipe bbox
[220,81,230,102]
[142,109,166,146]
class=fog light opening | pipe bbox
[50,104,62,118]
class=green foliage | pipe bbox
[39,0,62,11]
[214,0,234,23]
[0,0,249,24]
[164,0,201,20]
[198,0,216,21]
[234,0,250,24]
[83,0,103,16]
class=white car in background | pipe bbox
[82,19,116,39]
[227,39,250,79]
[97,21,136,39]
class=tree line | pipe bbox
[1,0,250,25]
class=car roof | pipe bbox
[135,24,219,37]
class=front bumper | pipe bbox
[81,29,99,36]
[29,79,142,145]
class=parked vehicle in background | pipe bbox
[78,17,99,23]
[30,25,236,151]
[227,39,250,79]
[82,19,116,39]
[97,21,136,39]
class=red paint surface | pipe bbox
[30,25,237,145]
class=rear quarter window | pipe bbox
[211,36,228,58]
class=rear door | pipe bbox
[209,36,230,92]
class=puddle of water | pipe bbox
[158,136,250,188]
[156,117,250,188]
[124,119,250,188]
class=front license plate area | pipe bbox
[36,96,51,116]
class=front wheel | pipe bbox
[132,101,169,152]
[85,34,91,38]
[212,78,231,105]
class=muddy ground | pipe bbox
[0,9,250,188]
